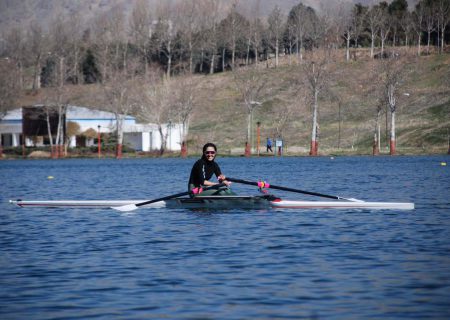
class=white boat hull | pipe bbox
[10,196,414,210]
[270,200,414,210]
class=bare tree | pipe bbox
[399,10,414,47]
[303,52,330,156]
[378,57,408,155]
[137,72,174,155]
[364,60,386,155]
[48,13,72,87]
[423,0,436,54]
[436,0,450,54]
[338,3,356,61]
[273,99,297,145]
[102,68,138,159]
[198,0,223,74]
[41,14,74,158]
[320,1,347,52]
[267,5,285,68]
[177,0,201,74]
[27,21,47,92]
[378,3,391,57]
[373,98,384,155]
[92,5,127,82]
[65,13,85,84]
[0,58,21,157]
[233,67,267,152]
[308,7,327,51]
[154,2,179,77]
[129,0,153,74]
[413,2,426,55]
[171,74,199,153]
[41,86,71,158]
[220,2,248,70]
[367,4,383,58]
[243,0,264,65]
[286,3,311,63]
[4,27,26,89]
[352,4,368,50]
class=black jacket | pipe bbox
[188,158,222,187]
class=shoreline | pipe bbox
[1,147,448,160]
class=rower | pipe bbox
[188,143,234,196]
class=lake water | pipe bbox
[1,156,449,319]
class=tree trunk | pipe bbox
[310,91,319,156]
[200,49,204,73]
[181,141,187,158]
[210,54,215,74]
[254,36,259,64]
[46,109,56,159]
[373,132,379,155]
[222,48,226,71]
[370,33,375,58]
[245,141,251,157]
[288,42,293,65]
[346,37,350,61]
[158,124,168,156]
[417,34,422,56]
[32,56,41,92]
[390,111,396,155]
[299,39,303,63]
[246,38,250,65]
[167,53,172,78]
[116,114,124,159]
[189,41,194,74]
[275,38,279,67]
[116,144,123,159]
[231,39,236,70]
[55,106,64,158]
[166,39,172,78]
[247,111,252,150]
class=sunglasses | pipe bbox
[205,151,216,155]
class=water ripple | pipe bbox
[1,156,449,319]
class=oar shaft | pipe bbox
[227,177,341,200]
[136,191,189,208]
[136,183,227,207]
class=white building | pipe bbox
[0,106,183,152]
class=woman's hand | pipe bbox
[218,175,231,187]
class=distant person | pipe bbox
[266,137,273,153]
[188,143,234,196]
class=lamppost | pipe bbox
[246,101,261,157]
[97,125,101,158]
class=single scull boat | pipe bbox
[9,195,415,210]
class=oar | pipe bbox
[113,183,227,212]
[226,177,363,202]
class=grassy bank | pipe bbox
[186,50,450,155]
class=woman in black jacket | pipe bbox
[188,143,233,196]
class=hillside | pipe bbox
[13,48,450,156]
[184,50,449,155]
